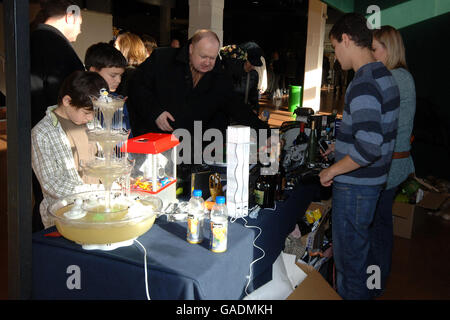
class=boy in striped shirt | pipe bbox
[319,13,400,299]
[32,71,109,228]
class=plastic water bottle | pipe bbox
[187,189,205,244]
[210,196,228,253]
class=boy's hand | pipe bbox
[319,144,337,187]
[320,143,335,161]
[156,111,175,132]
[319,154,361,187]
[319,167,335,187]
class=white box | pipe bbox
[226,126,250,218]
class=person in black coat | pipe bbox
[30,0,85,128]
[29,0,85,232]
[220,42,263,113]
[127,30,269,142]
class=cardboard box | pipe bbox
[287,263,341,300]
[417,191,450,211]
[392,202,424,239]
[307,199,332,215]
[300,201,332,250]
[392,191,450,239]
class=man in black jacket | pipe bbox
[30,0,85,128]
[30,0,85,232]
[127,30,269,143]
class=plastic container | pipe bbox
[187,189,205,244]
[47,190,162,247]
[210,196,228,253]
[126,133,179,208]
[288,85,303,114]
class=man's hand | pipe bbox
[319,167,335,187]
[319,143,337,187]
[319,155,361,187]
[155,111,175,132]
[320,143,335,161]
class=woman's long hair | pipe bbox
[115,32,148,67]
[373,25,408,70]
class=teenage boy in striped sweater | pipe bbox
[319,13,400,300]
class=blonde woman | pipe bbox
[114,32,149,99]
[114,32,148,67]
[370,25,416,298]
[114,32,149,138]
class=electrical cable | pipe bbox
[134,239,151,300]
[241,216,266,296]
[264,203,277,211]
[228,138,275,297]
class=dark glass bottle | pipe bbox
[274,164,287,201]
[307,119,318,167]
[254,165,276,209]
[274,171,281,201]
[294,122,308,145]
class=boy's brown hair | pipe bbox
[57,71,108,109]
[85,42,127,71]
[329,13,373,49]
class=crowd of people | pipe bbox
[29,0,270,229]
[29,0,416,301]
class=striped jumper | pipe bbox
[334,61,400,186]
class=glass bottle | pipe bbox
[294,122,308,145]
[254,164,276,208]
[306,119,318,168]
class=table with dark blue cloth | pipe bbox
[32,183,319,300]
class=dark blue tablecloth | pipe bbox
[32,183,319,300]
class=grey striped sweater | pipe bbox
[334,61,400,186]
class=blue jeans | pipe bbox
[368,187,396,297]
[332,182,382,300]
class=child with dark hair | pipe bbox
[32,71,109,228]
[84,42,127,93]
[328,12,373,49]
[319,13,400,300]
[85,42,132,136]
